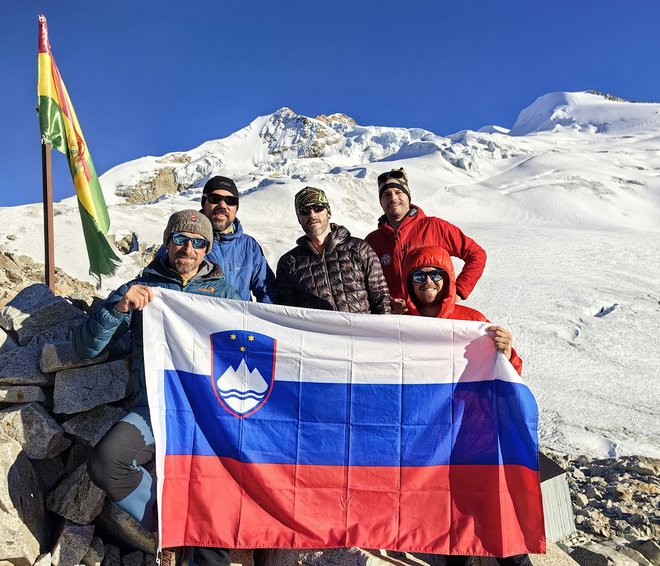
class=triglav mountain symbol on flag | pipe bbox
[210,330,276,417]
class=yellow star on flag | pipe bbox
[230,334,237,340]
[248,335,255,341]
[240,346,246,352]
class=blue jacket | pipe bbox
[206,218,277,303]
[73,257,240,403]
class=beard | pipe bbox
[209,206,233,232]
[171,252,199,276]
[303,218,329,238]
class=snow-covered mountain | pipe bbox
[2,91,659,459]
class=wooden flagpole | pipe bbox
[41,143,55,291]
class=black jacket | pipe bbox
[276,224,390,314]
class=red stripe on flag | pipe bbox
[38,15,50,54]
[161,455,545,556]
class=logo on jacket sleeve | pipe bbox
[210,330,276,417]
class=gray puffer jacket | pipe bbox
[276,224,390,314]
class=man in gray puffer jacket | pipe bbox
[276,187,390,314]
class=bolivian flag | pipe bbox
[37,15,120,278]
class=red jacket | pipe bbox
[365,206,486,301]
[401,245,522,375]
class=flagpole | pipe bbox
[41,142,55,291]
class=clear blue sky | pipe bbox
[3,0,660,206]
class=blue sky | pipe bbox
[3,0,660,206]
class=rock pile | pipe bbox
[551,451,660,565]
[0,283,657,566]
[1,283,155,566]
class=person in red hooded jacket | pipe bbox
[402,244,522,375]
[402,245,528,566]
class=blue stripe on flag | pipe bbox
[164,370,539,469]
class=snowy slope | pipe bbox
[2,91,659,459]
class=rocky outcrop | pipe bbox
[0,283,656,566]
[0,249,96,310]
[115,167,182,205]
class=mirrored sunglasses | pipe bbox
[298,204,326,216]
[170,232,209,249]
[410,269,445,284]
[207,193,239,206]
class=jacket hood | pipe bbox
[401,245,457,317]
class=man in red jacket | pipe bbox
[365,167,487,314]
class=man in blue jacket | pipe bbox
[75,210,238,566]
[200,175,277,303]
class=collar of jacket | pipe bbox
[296,223,350,254]
[213,218,244,242]
[377,205,422,231]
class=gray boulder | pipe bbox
[50,521,95,566]
[0,347,53,386]
[46,462,106,525]
[95,500,157,554]
[570,542,637,565]
[81,537,105,566]
[0,432,48,566]
[602,541,652,565]
[102,545,121,566]
[0,284,55,332]
[0,283,84,346]
[53,359,131,414]
[628,540,660,566]
[0,385,47,403]
[41,341,109,373]
[27,318,86,349]
[30,455,66,491]
[62,405,127,446]
[0,402,64,459]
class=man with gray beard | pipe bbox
[276,187,390,314]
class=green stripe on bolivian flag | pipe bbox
[37,16,120,277]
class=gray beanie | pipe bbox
[163,210,213,251]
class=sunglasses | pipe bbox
[206,193,239,207]
[298,204,326,216]
[410,269,445,284]
[378,169,406,184]
[170,232,209,250]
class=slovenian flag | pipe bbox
[37,15,120,278]
[143,289,545,557]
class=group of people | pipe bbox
[73,168,528,566]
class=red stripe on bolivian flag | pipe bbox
[37,15,120,278]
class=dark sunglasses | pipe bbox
[206,193,239,207]
[170,232,209,250]
[378,169,406,183]
[298,204,326,216]
[410,269,445,284]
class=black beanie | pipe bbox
[202,176,239,206]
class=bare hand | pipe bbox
[486,325,513,360]
[390,297,409,315]
[114,285,155,313]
